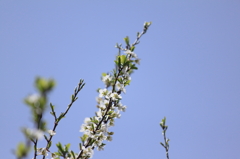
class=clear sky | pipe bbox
[1,1,240,159]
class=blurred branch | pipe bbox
[160,117,170,159]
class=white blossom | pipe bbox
[122,66,130,77]
[26,128,44,140]
[110,92,122,101]
[124,50,137,58]
[47,130,56,136]
[99,88,109,98]
[94,139,104,147]
[116,82,126,93]
[100,123,109,133]
[80,117,92,133]
[125,75,131,81]
[112,110,121,119]
[96,97,102,104]
[102,74,112,86]
[51,153,58,159]
[37,147,48,156]
[81,146,94,158]
[117,103,127,112]
[99,99,109,109]
[26,94,40,104]
[96,109,103,117]
[83,117,92,126]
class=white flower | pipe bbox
[81,146,94,158]
[47,130,56,136]
[112,110,121,119]
[125,75,131,81]
[102,74,112,82]
[99,99,109,109]
[37,147,48,156]
[117,103,127,112]
[102,74,112,86]
[27,94,40,104]
[110,92,122,101]
[99,89,109,98]
[100,124,108,133]
[124,50,137,58]
[121,67,132,82]
[122,66,128,72]
[51,153,58,159]
[94,139,103,147]
[80,117,92,133]
[26,128,44,140]
[84,117,92,124]
[96,97,102,104]
[116,82,126,93]
[96,109,103,117]
[80,124,87,133]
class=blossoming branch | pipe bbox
[77,22,151,159]
[14,22,151,159]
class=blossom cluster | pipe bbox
[79,49,139,158]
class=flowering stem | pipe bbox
[94,66,124,131]
[77,22,151,159]
[76,67,123,159]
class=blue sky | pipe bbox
[1,1,240,159]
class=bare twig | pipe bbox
[43,79,85,159]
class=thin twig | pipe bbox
[163,129,169,159]
[42,79,85,159]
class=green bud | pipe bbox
[80,134,88,142]
[65,143,71,151]
[107,132,114,135]
[56,142,64,154]
[130,46,135,52]
[47,141,52,148]
[124,36,130,46]
[15,142,30,158]
[35,77,56,93]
